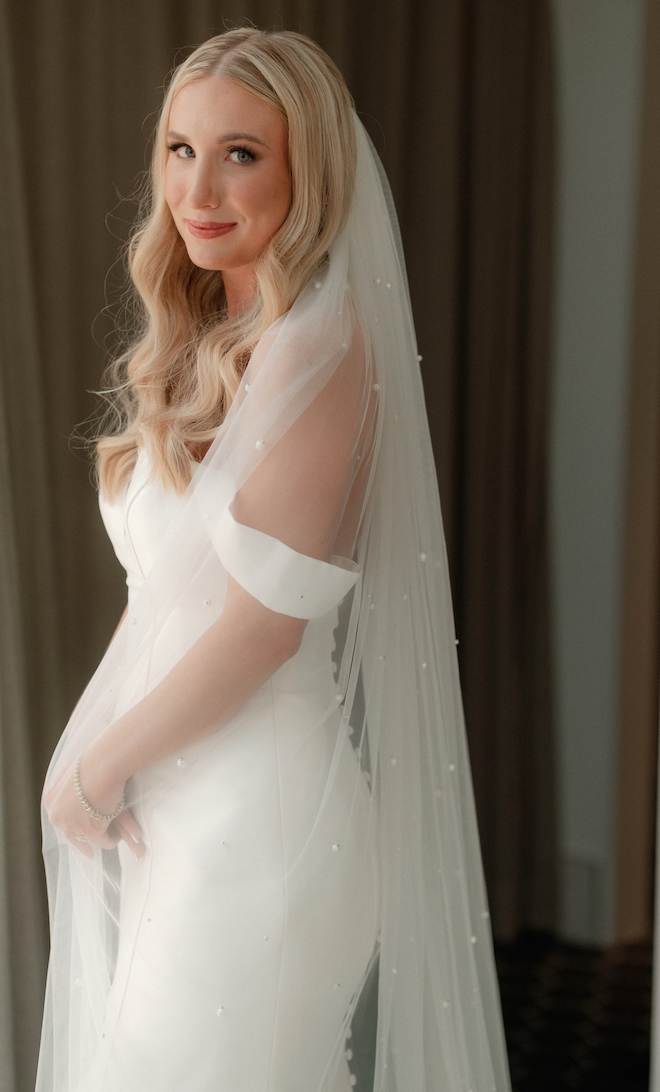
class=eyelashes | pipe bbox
[228,145,256,164]
[166,142,194,158]
[166,142,257,164]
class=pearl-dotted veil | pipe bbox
[38,117,512,1092]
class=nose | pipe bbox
[186,157,221,210]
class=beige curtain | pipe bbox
[0,0,64,1087]
[446,1,557,940]
[615,0,660,944]
[1,3,556,1077]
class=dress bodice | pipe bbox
[98,447,362,700]
[99,448,186,606]
[99,447,360,620]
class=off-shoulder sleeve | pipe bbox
[209,506,359,620]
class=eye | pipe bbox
[228,146,256,165]
[167,142,194,159]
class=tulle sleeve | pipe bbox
[201,307,377,620]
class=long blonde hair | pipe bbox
[96,29,357,498]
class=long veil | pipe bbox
[38,117,512,1092]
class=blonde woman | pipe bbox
[38,28,511,1092]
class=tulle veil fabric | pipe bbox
[37,117,512,1092]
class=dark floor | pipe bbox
[495,931,653,1092]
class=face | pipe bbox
[164,75,291,280]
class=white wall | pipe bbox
[550,0,645,945]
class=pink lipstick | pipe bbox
[186,220,237,239]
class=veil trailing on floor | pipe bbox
[39,116,511,1092]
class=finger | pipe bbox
[115,809,143,844]
[80,824,120,851]
[114,812,146,858]
[65,832,94,859]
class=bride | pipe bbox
[38,27,511,1092]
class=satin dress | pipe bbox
[85,448,379,1092]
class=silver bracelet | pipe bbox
[74,755,125,824]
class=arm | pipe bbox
[45,583,305,857]
[45,324,371,855]
[85,581,305,800]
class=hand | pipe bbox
[44,753,145,860]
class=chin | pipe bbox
[184,247,225,272]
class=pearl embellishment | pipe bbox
[332,843,340,852]
[419,552,427,561]
[177,758,185,767]
[255,440,265,450]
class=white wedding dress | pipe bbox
[84,447,379,1092]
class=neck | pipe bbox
[222,265,257,316]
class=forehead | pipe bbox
[168,75,287,143]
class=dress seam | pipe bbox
[266,676,288,1092]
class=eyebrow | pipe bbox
[166,129,269,148]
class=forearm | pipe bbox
[84,580,305,797]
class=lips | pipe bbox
[186,219,237,239]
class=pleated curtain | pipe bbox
[0,1,64,1088]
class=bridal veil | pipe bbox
[38,116,512,1092]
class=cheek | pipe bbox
[253,171,291,233]
[163,169,184,215]
[276,176,293,226]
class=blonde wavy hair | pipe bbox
[96,28,357,498]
